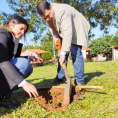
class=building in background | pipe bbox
[21,49,48,57]
[81,47,91,60]
[111,46,118,61]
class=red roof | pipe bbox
[22,49,49,54]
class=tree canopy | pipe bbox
[88,34,118,57]
[0,0,118,58]
[0,0,117,40]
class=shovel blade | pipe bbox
[63,68,72,106]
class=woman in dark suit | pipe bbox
[0,15,40,109]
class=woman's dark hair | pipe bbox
[37,1,50,15]
[0,15,29,33]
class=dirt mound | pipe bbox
[35,87,83,112]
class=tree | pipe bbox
[40,32,57,58]
[1,0,48,43]
[1,0,117,40]
[89,36,112,57]
[41,52,53,61]
[40,33,53,52]
[39,32,55,60]
[0,13,3,26]
[22,45,34,51]
[111,35,118,46]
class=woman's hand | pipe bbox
[34,56,43,63]
[29,56,43,63]
[22,82,39,98]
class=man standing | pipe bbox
[37,1,90,85]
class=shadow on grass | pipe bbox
[67,71,105,85]
[28,71,105,87]
[27,78,54,87]
[84,71,105,84]
[0,71,105,116]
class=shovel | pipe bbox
[55,39,72,106]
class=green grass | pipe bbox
[1,61,118,118]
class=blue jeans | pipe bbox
[56,52,69,79]
[10,57,33,78]
[56,44,84,84]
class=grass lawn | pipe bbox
[1,61,118,118]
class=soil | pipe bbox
[35,87,83,112]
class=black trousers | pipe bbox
[0,70,17,96]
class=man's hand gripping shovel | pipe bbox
[55,39,72,106]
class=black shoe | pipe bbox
[51,77,66,84]
[0,98,20,109]
[0,94,20,109]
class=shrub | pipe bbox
[41,52,53,61]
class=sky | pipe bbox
[0,0,117,45]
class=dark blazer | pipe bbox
[0,29,24,95]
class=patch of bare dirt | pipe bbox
[35,87,83,112]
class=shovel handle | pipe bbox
[76,86,104,89]
[55,39,72,106]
